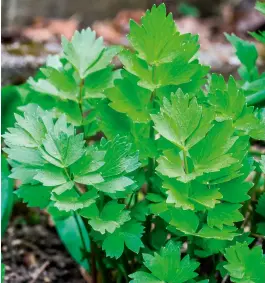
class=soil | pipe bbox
[1,204,86,283]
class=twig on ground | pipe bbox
[29,260,50,283]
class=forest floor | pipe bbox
[2,205,86,283]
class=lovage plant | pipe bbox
[3,3,265,283]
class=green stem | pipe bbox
[81,215,108,283]
[78,78,85,130]
[90,240,98,283]
[241,172,262,228]
[94,247,108,283]
[127,192,135,208]
[117,262,129,283]
[246,90,265,106]
[147,75,156,192]
[99,191,105,211]
[73,212,91,270]
[183,150,189,174]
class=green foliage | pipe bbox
[178,2,200,17]
[256,1,265,15]
[1,85,22,134]
[102,220,144,258]
[224,242,265,283]
[51,210,91,270]
[1,155,13,236]
[130,240,201,283]
[1,261,5,283]
[226,3,265,107]
[2,3,265,283]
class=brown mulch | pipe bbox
[1,205,86,283]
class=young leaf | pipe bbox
[169,207,199,234]
[52,188,98,212]
[80,201,130,234]
[225,33,258,81]
[207,203,243,229]
[102,220,144,258]
[62,28,104,78]
[130,240,200,283]
[15,185,53,209]
[106,70,152,123]
[224,242,265,283]
[28,66,78,101]
[128,4,180,65]
[151,90,214,150]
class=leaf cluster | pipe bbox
[2,3,265,283]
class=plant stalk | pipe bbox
[246,90,265,106]
[90,240,98,283]
[78,78,85,131]
[73,212,91,271]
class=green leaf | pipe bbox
[169,207,199,234]
[3,104,47,147]
[208,75,245,121]
[52,212,91,271]
[189,121,238,177]
[100,135,140,177]
[106,71,152,123]
[249,31,265,43]
[28,66,78,101]
[197,225,238,241]
[207,203,243,229]
[1,85,22,134]
[15,185,53,209]
[131,200,150,222]
[3,146,45,166]
[130,240,199,283]
[120,50,200,91]
[128,4,185,65]
[42,116,85,168]
[164,178,222,210]
[84,67,120,99]
[71,135,140,195]
[1,262,5,283]
[219,177,251,203]
[152,90,214,150]
[130,271,162,283]
[208,74,265,139]
[52,188,98,212]
[224,242,265,283]
[225,33,258,81]
[1,155,13,236]
[102,220,144,258]
[256,1,265,15]
[80,201,130,234]
[33,164,68,186]
[62,28,105,78]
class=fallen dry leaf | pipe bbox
[22,27,55,42]
[93,21,128,46]
[46,17,80,39]
[113,9,144,33]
